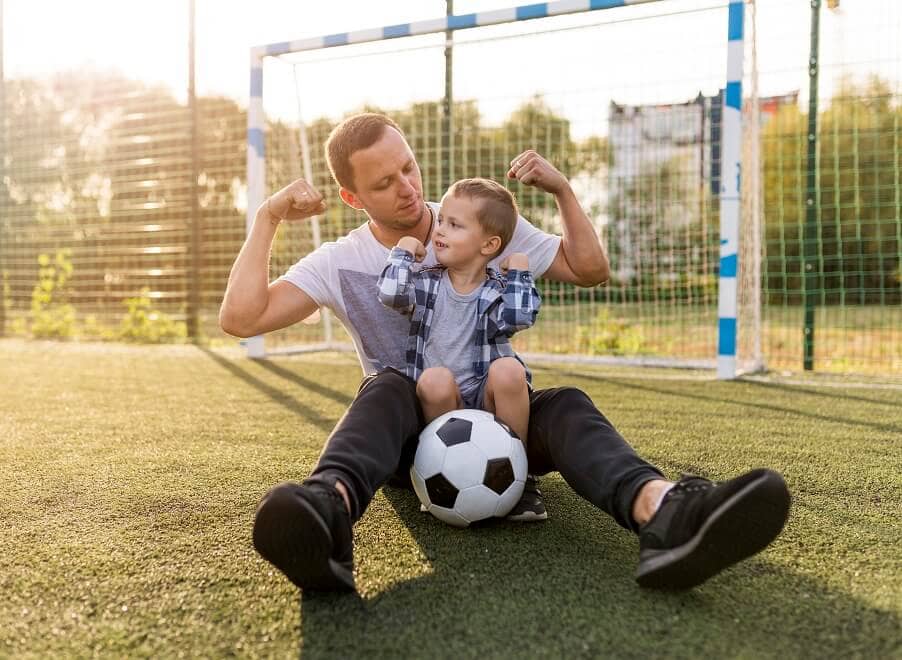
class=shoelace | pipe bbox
[666,475,714,501]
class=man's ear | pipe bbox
[338,187,364,210]
[481,235,502,257]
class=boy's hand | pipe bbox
[500,253,529,273]
[397,236,426,262]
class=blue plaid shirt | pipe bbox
[377,247,541,383]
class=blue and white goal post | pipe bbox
[717,0,745,380]
[245,0,747,380]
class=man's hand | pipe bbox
[507,150,568,196]
[265,179,327,224]
[500,252,529,273]
[397,236,426,262]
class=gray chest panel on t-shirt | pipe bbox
[338,268,409,372]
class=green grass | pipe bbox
[1,340,900,658]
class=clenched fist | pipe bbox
[397,236,426,262]
[264,178,327,224]
[500,252,530,273]
[506,150,568,196]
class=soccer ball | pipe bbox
[410,409,527,527]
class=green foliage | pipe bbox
[117,289,187,344]
[575,308,646,355]
[30,249,76,339]
[80,315,117,342]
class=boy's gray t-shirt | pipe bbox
[421,270,482,393]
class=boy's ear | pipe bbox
[339,187,364,210]
[481,235,502,257]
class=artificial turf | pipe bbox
[1,340,899,658]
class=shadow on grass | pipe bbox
[255,360,353,408]
[532,366,902,436]
[198,348,339,433]
[740,379,902,408]
[298,484,899,658]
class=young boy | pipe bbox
[377,177,546,521]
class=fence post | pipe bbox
[187,0,201,341]
[442,0,454,192]
[0,0,6,338]
[803,0,821,370]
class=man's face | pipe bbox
[434,194,495,268]
[345,127,425,231]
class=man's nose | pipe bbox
[398,176,416,197]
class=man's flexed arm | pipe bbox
[507,150,609,287]
[219,179,326,338]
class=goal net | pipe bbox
[248,0,757,377]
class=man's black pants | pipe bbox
[303,368,664,533]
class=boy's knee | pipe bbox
[417,367,457,401]
[488,358,527,392]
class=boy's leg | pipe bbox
[252,368,423,591]
[417,367,462,423]
[481,358,545,522]
[482,357,529,443]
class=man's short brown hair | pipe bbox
[445,178,519,257]
[325,113,403,191]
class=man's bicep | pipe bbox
[541,246,583,284]
[251,280,320,336]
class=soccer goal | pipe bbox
[246,0,756,380]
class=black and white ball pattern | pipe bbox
[410,409,527,527]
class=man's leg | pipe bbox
[252,368,423,591]
[526,387,665,532]
[526,387,790,589]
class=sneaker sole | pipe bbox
[505,510,549,522]
[252,488,355,592]
[635,470,790,590]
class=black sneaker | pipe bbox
[636,468,790,589]
[506,474,549,522]
[252,482,355,591]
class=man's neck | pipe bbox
[370,204,433,249]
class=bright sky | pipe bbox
[4,0,900,138]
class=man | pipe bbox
[220,113,790,592]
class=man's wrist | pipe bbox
[265,198,282,227]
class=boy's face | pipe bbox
[434,194,499,268]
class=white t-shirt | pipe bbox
[279,202,560,376]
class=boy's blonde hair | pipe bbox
[445,178,519,257]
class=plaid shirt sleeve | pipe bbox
[495,268,540,335]
[377,246,417,315]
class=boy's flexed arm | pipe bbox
[377,236,426,315]
[496,252,541,334]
